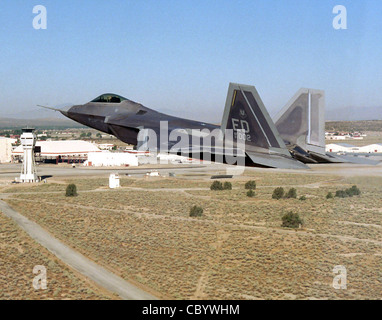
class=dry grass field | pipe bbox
[1,169,381,300]
[0,213,115,300]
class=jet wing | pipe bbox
[309,151,343,163]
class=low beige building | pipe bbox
[0,137,16,163]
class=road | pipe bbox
[0,162,226,179]
[0,200,157,300]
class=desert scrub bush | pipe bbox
[281,212,303,229]
[326,192,334,199]
[245,181,257,190]
[346,185,361,196]
[189,206,203,217]
[65,184,78,197]
[272,187,284,200]
[335,190,349,198]
[299,196,306,201]
[210,181,223,191]
[335,185,361,198]
[223,182,232,190]
[247,189,255,198]
[285,188,297,199]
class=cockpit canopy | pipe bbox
[91,94,127,103]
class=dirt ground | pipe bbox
[0,212,116,300]
[1,164,381,300]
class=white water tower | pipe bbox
[19,128,38,183]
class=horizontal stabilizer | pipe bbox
[308,151,342,163]
[246,152,309,169]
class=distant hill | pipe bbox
[326,120,382,132]
[327,106,382,121]
[0,117,83,129]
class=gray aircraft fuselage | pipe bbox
[40,85,380,168]
[62,94,219,150]
[41,87,314,170]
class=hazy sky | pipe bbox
[1,0,382,122]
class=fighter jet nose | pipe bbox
[61,105,74,112]
[55,104,74,117]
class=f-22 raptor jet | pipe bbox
[39,83,376,169]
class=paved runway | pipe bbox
[0,162,240,180]
[2,162,382,182]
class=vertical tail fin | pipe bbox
[274,88,325,155]
[221,83,295,160]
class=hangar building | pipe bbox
[359,144,382,153]
[12,140,101,164]
[326,143,382,154]
[84,152,138,167]
[326,143,361,153]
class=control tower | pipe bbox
[19,128,38,183]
